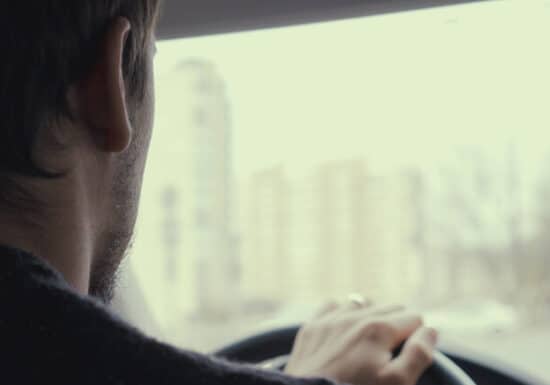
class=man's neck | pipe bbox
[0,184,94,295]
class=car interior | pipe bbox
[115,1,550,384]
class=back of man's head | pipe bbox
[0,1,162,302]
[0,1,160,206]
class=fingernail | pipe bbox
[426,328,438,345]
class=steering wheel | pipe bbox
[214,326,477,385]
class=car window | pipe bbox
[123,0,550,381]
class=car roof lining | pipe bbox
[157,0,489,40]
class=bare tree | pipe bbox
[426,144,527,302]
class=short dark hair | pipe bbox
[0,1,160,184]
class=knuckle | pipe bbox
[359,321,393,342]
[413,315,424,325]
[297,323,316,339]
[408,342,433,365]
[324,299,340,309]
[379,370,409,385]
[299,320,329,340]
[317,300,339,317]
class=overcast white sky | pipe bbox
[129,0,550,338]
[152,0,550,178]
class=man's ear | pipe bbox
[76,17,133,153]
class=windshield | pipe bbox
[115,0,550,381]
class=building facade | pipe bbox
[131,60,239,333]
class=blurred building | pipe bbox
[240,160,423,305]
[306,160,369,298]
[132,60,239,334]
[361,170,424,302]
[240,166,290,304]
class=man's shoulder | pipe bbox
[0,245,154,381]
[0,244,105,321]
[0,246,329,385]
[0,245,184,382]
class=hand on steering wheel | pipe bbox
[215,299,477,385]
[285,301,437,385]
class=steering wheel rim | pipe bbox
[214,325,477,385]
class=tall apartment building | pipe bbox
[132,60,238,332]
[240,166,290,303]
[240,160,423,306]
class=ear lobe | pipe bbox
[77,17,133,153]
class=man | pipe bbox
[0,2,437,384]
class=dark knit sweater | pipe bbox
[0,245,336,385]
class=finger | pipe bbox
[378,327,438,385]
[333,305,405,322]
[338,297,374,314]
[320,296,375,318]
[339,305,407,326]
[314,300,341,318]
[364,304,405,317]
[353,313,423,349]
[347,293,373,308]
[385,313,424,349]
